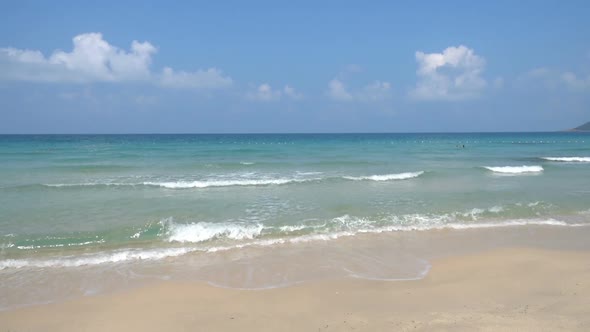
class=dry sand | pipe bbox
[1,247,589,331]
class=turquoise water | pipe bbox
[1,133,590,268]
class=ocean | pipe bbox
[1,132,590,308]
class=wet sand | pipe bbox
[1,246,589,331]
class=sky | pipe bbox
[0,0,589,133]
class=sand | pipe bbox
[1,247,589,331]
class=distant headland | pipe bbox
[569,121,590,132]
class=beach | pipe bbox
[1,244,589,331]
[2,225,590,331]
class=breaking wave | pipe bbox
[143,178,312,189]
[1,216,583,270]
[542,157,590,162]
[483,165,544,174]
[343,171,424,181]
[163,219,264,243]
[40,172,424,189]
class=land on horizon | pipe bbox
[570,121,590,132]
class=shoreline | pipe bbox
[2,224,590,312]
[1,246,589,331]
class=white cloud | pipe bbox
[0,32,232,89]
[246,83,302,102]
[0,33,155,82]
[282,85,303,100]
[358,81,392,101]
[160,67,232,89]
[518,67,590,91]
[327,78,391,102]
[560,71,590,90]
[247,83,281,101]
[410,45,486,101]
[327,79,353,101]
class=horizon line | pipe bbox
[0,130,581,135]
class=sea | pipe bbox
[1,132,590,309]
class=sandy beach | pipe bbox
[1,246,589,331]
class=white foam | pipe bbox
[483,166,543,174]
[542,157,590,162]
[295,171,323,176]
[16,240,105,250]
[364,218,577,232]
[44,176,318,189]
[164,220,264,243]
[0,247,195,269]
[43,182,131,187]
[462,208,485,219]
[343,171,424,181]
[1,217,586,270]
[279,225,308,232]
[488,205,504,213]
[143,178,310,189]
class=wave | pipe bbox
[1,216,585,270]
[163,220,264,243]
[41,171,423,189]
[15,239,105,250]
[143,178,313,189]
[483,166,543,174]
[41,177,316,189]
[42,182,133,188]
[343,171,424,181]
[0,202,555,253]
[147,208,563,245]
[0,247,196,269]
[542,157,590,162]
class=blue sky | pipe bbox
[0,1,589,133]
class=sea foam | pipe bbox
[0,247,195,269]
[483,165,543,174]
[1,216,585,270]
[542,157,590,162]
[343,171,424,181]
[143,178,311,189]
[163,220,264,243]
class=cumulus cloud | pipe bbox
[246,83,302,101]
[0,32,232,89]
[326,78,391,102]
[0,33,155,82]
[410,45,486,101]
